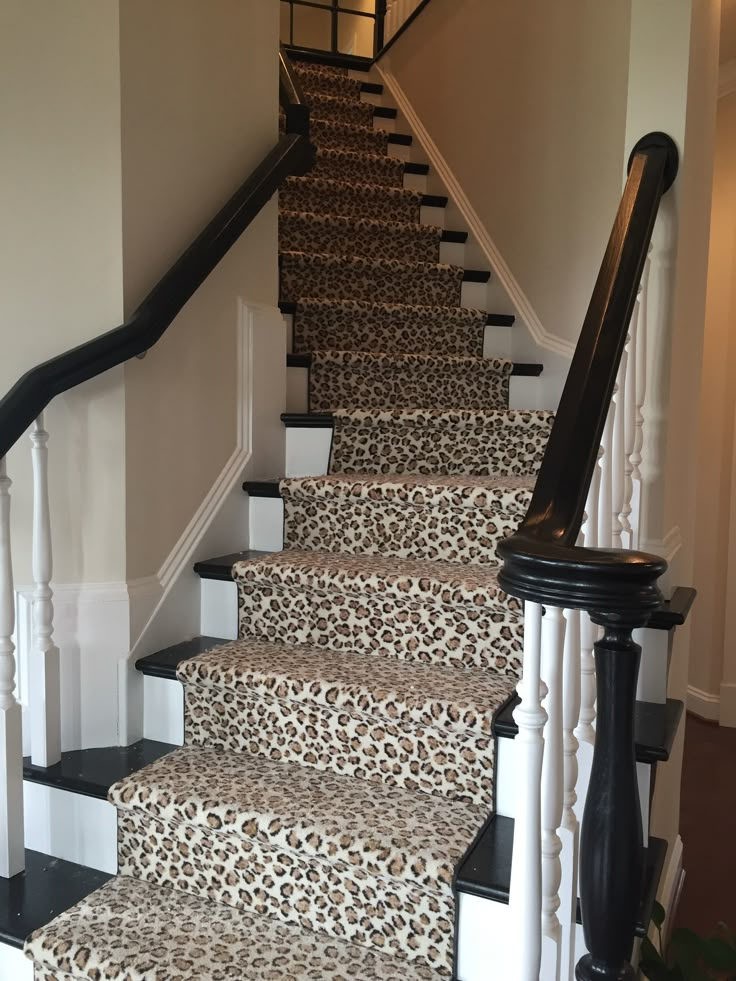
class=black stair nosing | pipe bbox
[22,740,176,802]
[361,80,383,95]
[421,194,448,208]
[0,850,113,949]
[280,303,513,327]
[286,353,541,376]
[463,268,491,283]
[388,132,412,146]
[243,479,284,499]
[135,636,230,680]
[404,160,428,174]
[374,105,398,120]
[287,46,373,73]
[441,230,468,244]
[454,813,667,939]
[647,586,697,630]
[193,549,277,581]
[494,694,684,765]
[281,412,335,429]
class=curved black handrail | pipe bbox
[497,132,679,615]
[0,47,314,461]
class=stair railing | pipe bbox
[0,46,313,879]
[498,132,679,981]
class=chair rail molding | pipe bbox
[118,299,287,746]
[376,64,576,361]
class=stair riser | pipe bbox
[117,809,455,977]
[329,420,549,477]
[282,497,524,563]
[184,686,494,807]
[237,583,523,674]
[308,363,509,413]
[280,257,462,308]
[279,215,442,265]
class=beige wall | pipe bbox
[690,92,736,708]
[0,0,126,584]
[120,0,280,581]
[384,0,632,345]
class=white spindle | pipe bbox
[621,319,638,548]
[560,608,581,980]
[576,454,601,747]
[509,601,545,981]
[630,250,652,548]
[540,605,565,981]
[611,359,627,549]
[597,409,614,550]
[0,458,25,877]
[30,416,61,767]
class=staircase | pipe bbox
[0,44,691,981]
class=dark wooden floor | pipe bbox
[675,713,736,933]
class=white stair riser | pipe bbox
[23,781,117,874]
[143,675,184,746]
[0,941,33,981]
[285,426,332,477]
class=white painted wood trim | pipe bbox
[686,684,720,721]
[23,780,117,874]
[0,941,33,981]
[375,65,576,360]
[719,59,736,99]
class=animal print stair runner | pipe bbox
[26,58,553,980]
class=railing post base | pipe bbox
[576,953,636,981]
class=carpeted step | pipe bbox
[308,91,377,127]
[311,147,405,188]
[280,211,442,264]
[329,408,554,476]
[234,550,523,673]
[109,747,482,976]
[178,638,514,806]
[26,875,442,980]
[292,298,487,357]
[281,175,423,224]
[280,252,463,307]
[308,116,391,153]
[308,351,513,411]
[280,472,533,561]
[294,61,364,100]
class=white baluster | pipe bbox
[597,409,613,550]
[509,601,545,981]
[0,458,25,877]
[540,605,566,981]
[30,416,61,767]
[621,317,638,549]
[611,356,627,549]
[576,454,601,748]
[560,608,581,981]
[630,250,652,549]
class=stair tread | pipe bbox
[309,350,512,371]
[281,249,462,277]
[280,209,442,238]
[178,637,515,738]
[26,875,442,980]
[279,472,534,511]
[290,296,486,320]
[233,549,519,610]
[110,745,485,891]
[285,173,423,204]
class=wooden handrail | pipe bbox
[0,47,314,460]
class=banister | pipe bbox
[498,132,678,614]
[0,47,314,461]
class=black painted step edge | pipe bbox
[494,693,683,764]
[135,636,229,680]
[193,549,276,581]
[454,813,666,939]
[647,586,696,629]
[361,81,383,95]
[422,194,448,208]
[287,46,373,73]
[374,105,398,120]
[286,353,542,375]
[279,302,512,326]
[388,133,412,146]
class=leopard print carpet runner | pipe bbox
[25,57,553,980]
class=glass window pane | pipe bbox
[338,11,374,57]
[339,0,376,11]
[293,4,333,50]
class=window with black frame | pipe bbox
[279,0,380,59]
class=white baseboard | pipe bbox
[0,941,33,981]
[686,685,720,721]
[376,65,575,361]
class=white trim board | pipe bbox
[376,64,575,360]
[686,685,720,721]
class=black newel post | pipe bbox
[576,616,644,981]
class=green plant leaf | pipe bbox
[652,901,667,929]
[702,937,736,972]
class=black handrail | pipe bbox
[0,48,314,461]
[497,132,679,981]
